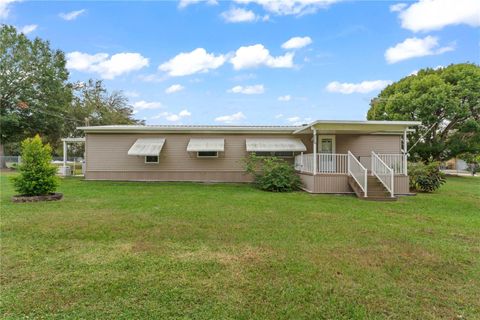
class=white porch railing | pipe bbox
[371,151,394,197]
[377,154,407,175]
[348,151,368,197]
[295,153,348,174]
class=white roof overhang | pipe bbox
[293,120,421,135]
[187,138,224,152]
[246,138,307,152]
[128,138,165,156]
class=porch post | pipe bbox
[403,129,408,176]
[63,140,67,167]
[301,152,304,173]
[313,128,317,175]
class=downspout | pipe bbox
[403,129,408,176]
[313,128,317,175]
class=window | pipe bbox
[145,156,159,163]
[253,151,272,157]
[252,151,294,158]
[273,151,294,158]
[197,151,218,158]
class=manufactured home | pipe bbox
[79,120,420,199]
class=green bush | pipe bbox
[11,135,59,196]
[409,161,446,192]
[244,153,302,192]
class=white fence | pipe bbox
[348,151,368,197]
[295,153,348,174]
[371,152,394,197]
[1,156,85,175]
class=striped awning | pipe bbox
[187,138,224,152]
[128,138,165,156]
[246,138,307,152]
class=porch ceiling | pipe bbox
[293,120,420,135]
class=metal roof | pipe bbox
[187,138,225,152]
[246,138,307,152]
[127,138,166,156]
[79,125,300,134]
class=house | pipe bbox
[79,120,420,199]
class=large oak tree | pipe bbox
[367,63,480,162]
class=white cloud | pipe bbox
[66,51,149,79]
[228,84,265,94]
[124,90,140,98]
[287,116,301,122]
[59,9,86,21]
[385,36,454,64]
[230,44,294,70]
[19,24,37,34]
[278,95,291,101]
[215,111,246,123]
[159,48,226,77]
[0,0,18,20]
[389,3,407,12]
[178,0,218,9]
[152,109,192,122]
[165,84,185,94]
[133,100,163,110]
[179,109,191,117]
[281,36,312,49]
[275,114,283,119]
[221,7,258,23]
[396,0,480,32]
[234,0,341,16]
[326,80,392,94]
[286,116,311,126]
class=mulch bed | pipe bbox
[12,193,63,203]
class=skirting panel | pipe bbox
[394,175,410,194]
[85,171,253,183]
[297,173,410,194]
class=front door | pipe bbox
[318,135,336,172]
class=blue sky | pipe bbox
[2,0,479,125]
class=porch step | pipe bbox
[348,176,397,201]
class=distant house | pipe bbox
[79,120,419,200]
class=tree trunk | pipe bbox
[0,143,5,168]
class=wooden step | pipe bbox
[348,176,397,201]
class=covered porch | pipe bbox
[291,120,419,197]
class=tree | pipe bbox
[367,63,480,162]
[0,25,72,159]
[64,80,143,139]
[12,135,59,196]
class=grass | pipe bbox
[1,172,479,319]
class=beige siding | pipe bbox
[86,132,311,173]
[86,170,253,182]
[336,134,401,156]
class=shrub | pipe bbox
[244,153,302,192]
[409,161,446,192]
[11,135,59,196]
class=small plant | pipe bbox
[408,161,446,192]
[244,153,302,192]
[11,135,59,196]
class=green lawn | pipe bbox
[1,173,479,319]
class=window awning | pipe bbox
[246,138,307,152]
[128,138,165,156]
[187,138,224,152]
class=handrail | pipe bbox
[377,153,406,175]
[348,151,368,197]
[371,151,394,197]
